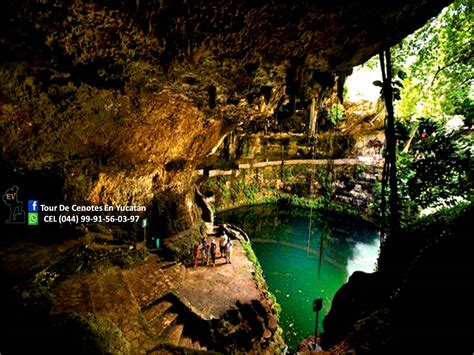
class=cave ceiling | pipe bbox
[2,1,452,94]
[0,0,452,204]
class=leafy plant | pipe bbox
[373,68,407,101]
[243,180,260,201]
[366,0,473,228]
[327,103,345,125]
[395,0,473,122]
[399,118,473,211]
[315,167,334,207]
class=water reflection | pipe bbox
[217,203,379,349]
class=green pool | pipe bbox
[218,204,380,349]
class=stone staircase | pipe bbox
[119,256,212,353]
[142,295,209,353]
[51,248,278,355]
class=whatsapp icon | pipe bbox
[28,212,38,225]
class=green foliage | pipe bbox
[404,198,472,233]
[204,176,230,201]
[241,241,282,318]
[327,103,345,125]
[241,241,259,266]
[363,55,380,70]
[398,118,473,212]
[373,67,407,101]
[355,164,366,174]
[393,0,473,122]
[315,167,334,207]
[365,1,473,223]
[281,166,294,181]
[372,117,472,223]
[243,180,260,201]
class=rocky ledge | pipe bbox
[2,235,283,354]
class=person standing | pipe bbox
[225,239,233,264]
[210,240,217,267]
[219,231,228,258]
[201,238,209,266]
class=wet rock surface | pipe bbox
[322,271,392,348]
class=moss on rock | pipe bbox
[163,224,205,263]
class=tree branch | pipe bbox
[430,52,474,87]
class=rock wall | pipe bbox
[333,165,382,210]
[1,0,449,208]
[197,159,381,215]
[197,73,386,214]
[0,0,449,251]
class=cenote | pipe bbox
[218,203,380,349]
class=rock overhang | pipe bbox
[0,0,452,206]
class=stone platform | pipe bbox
[174,242,261,320]
[51,241,280,353]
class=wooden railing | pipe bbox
[194,157,383,177]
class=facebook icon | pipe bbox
[28,200,38,212]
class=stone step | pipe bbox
[143,300,174,323]
[121,255,185,309]
[163,323,184,346]
[147,311,179,338]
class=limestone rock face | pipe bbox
[341,100,386,157]
[0,0,450,211]
[81,92,226,207]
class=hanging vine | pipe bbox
[378,49,400,243]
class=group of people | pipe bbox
[193,230,233,268]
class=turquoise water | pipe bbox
[218,204,380,349]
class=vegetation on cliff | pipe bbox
[394,0,473,220]
[364,0,473,233]
[323,2,472,352]
[395,0,473,122]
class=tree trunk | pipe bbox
[379,49,400,240]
